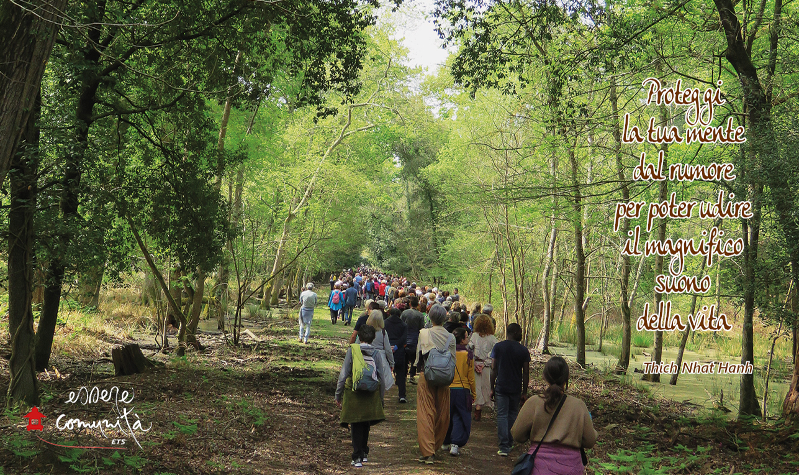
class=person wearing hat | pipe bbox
[298,283,317,344]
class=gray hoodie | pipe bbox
[335,343,395,402]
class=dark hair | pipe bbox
[453,327,469,344]
[506,323,522,341]
[359,324,376,343]
[368,301,380,311]
[389,307,401,319]
[542,356,569,411]
[409,296,419,308]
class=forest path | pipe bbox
[330,379,517,475]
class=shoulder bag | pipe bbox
[510,395,567,475]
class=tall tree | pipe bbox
[0,0,67,187]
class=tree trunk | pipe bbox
[78,266,104,308]
[0,0,67,187]
[611,77,634,371]
[538,225,557,354]
[111,343,155,376]
[710,0,794,419]
[670,257,708,385]
[568,142,587,367]
[213,50,243,332]
[6,92,39,405]
[35,3,105,371]
[127,217,189,356]
[169,266,183,326]
[186,268,205,349]
[643,91,669,383]
[785,275,799,417]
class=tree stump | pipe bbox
[111,343,155,376]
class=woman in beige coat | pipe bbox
[468,314,498,420]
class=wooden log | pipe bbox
[111,343,155,376]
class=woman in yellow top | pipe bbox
[442,327,476,456]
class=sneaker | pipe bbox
[497,450,509,457]
[362,456,367,463]
[450,444,459,456]
[351,459,362,468]
[417,456,429,464]
[441,444,451,451]
[399,397,407,403]
[425,455,435,464]
[409,376,416,385]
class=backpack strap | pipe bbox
[530,395,567,457]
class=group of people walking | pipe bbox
[322,268,597,473]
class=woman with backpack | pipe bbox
[335,325,395,468]
[415,304,456,464]
[328,283,344,324]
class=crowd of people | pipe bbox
[304,267,597,472]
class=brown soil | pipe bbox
[1,314,797,474]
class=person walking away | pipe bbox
[469,314,498,421]
[483,303,497,328]
[298,283,317,344]
[365,278,374,300]
[329,274,336,291]
[378,280,387,301]
[468,303,482,331]
[335,325,395,468]
[490,323,530,456]
[443,328,475,456]
[343,282,358,325]
[511,356,597,474]
[416,304,456,464]
[385,307,409,403]
[443,311,465,333]
[353,279,362,309]
[401,296,425,385]
[364,310,395,369]
[328,283,344,324]
[349,301,379,343]
[385,281,396,305]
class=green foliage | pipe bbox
[4,433,40,458]
[598,444,710,474]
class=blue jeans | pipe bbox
[343,305,354,323]
[298,308,313,341]
[495,392,521,452]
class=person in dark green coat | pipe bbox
[335,325,394,468]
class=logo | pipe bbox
[24,386,152,450]
[24,407,45,431]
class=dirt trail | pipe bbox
[329,380,517,475]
